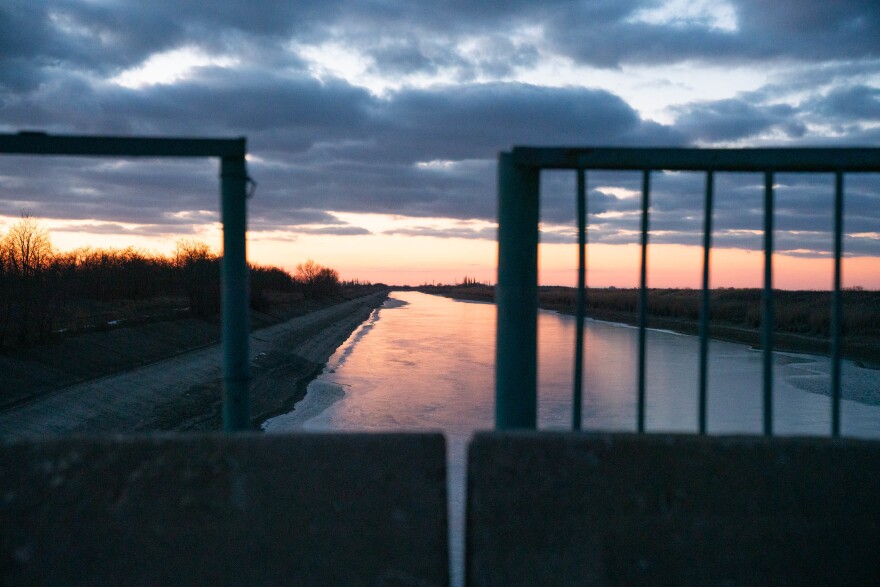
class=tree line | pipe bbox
[537,286,879,338]
[418,281,879,339]
[0,216,341,348]
[419,282,879,361]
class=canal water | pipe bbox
[263,290,880,584]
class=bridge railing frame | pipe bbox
[495,146,880,435]
[0,132,252,431]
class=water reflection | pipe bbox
[264,290,880,586]
[267,290,878,437]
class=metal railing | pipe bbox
[495,146,880,436]
[0,131,253,431]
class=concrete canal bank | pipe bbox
[0,293,388,436]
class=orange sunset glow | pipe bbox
[23,211,879,290]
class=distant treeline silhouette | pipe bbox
[419,283,880,362]
[538,286,879,339]
[0,216,345,348]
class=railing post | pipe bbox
[496,152,539,429]
[220,152,252,431]
[831,171,844,437]
[572,168,587,431]
[762,171,774,436]
[637,170,651,433]
[698,171,714,434]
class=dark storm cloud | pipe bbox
[366,40,445,76]
[545,0,880,68]
[678,82,880,149]
[247,82,683,226]
[195,81,679,222]
[1,2,177,90]
[0,72,680,228]
[382,83,682,156]
[810,85,880,122]
[0,66,375,141]
[5,0,877,99]
[7,0,876,93]
[0,156,217,224]
[671,99,804,142]
[361,35,541,81]
[0,0,337,88]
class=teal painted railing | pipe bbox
[0,132,253,431]
[496,146,880,436]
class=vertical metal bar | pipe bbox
[762,171,774,436]
[831,171,844,437]
[572,168,587,431]
[496,152,540,429]
[220,154,252,431]
[698,171,714,434]
[637,170,650,433]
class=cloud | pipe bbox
[294,225,372,236]
[382,83,682,157]
[7,0,876,98]
[383,225,496,240]
[810,85,880,122]
[51,221,194,238]
[528,169,880,258]
[544,0,880,68]
[671,98,803,142]
[0,0,877,263]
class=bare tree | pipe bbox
[295,259,340,299]
[294,259,320,284]
[0,215,54,344]
[2,215,52,279]
[174,239,219,316]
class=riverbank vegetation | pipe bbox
[0,216,379,350]
[418,283,880,364]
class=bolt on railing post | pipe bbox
[495,152,539,430]
[220,153,252,431]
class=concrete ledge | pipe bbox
[467,432,880,586]
[1,432,448,586]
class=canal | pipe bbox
[264,290,880,585]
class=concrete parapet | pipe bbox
[1,432,448,586]
[467,432,880,586]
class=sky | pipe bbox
[0,0,878,288]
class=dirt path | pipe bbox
[0,293,387,437]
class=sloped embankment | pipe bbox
[0,318,221,410]
[0,293,387,436]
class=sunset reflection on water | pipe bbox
[265,290,880,586]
